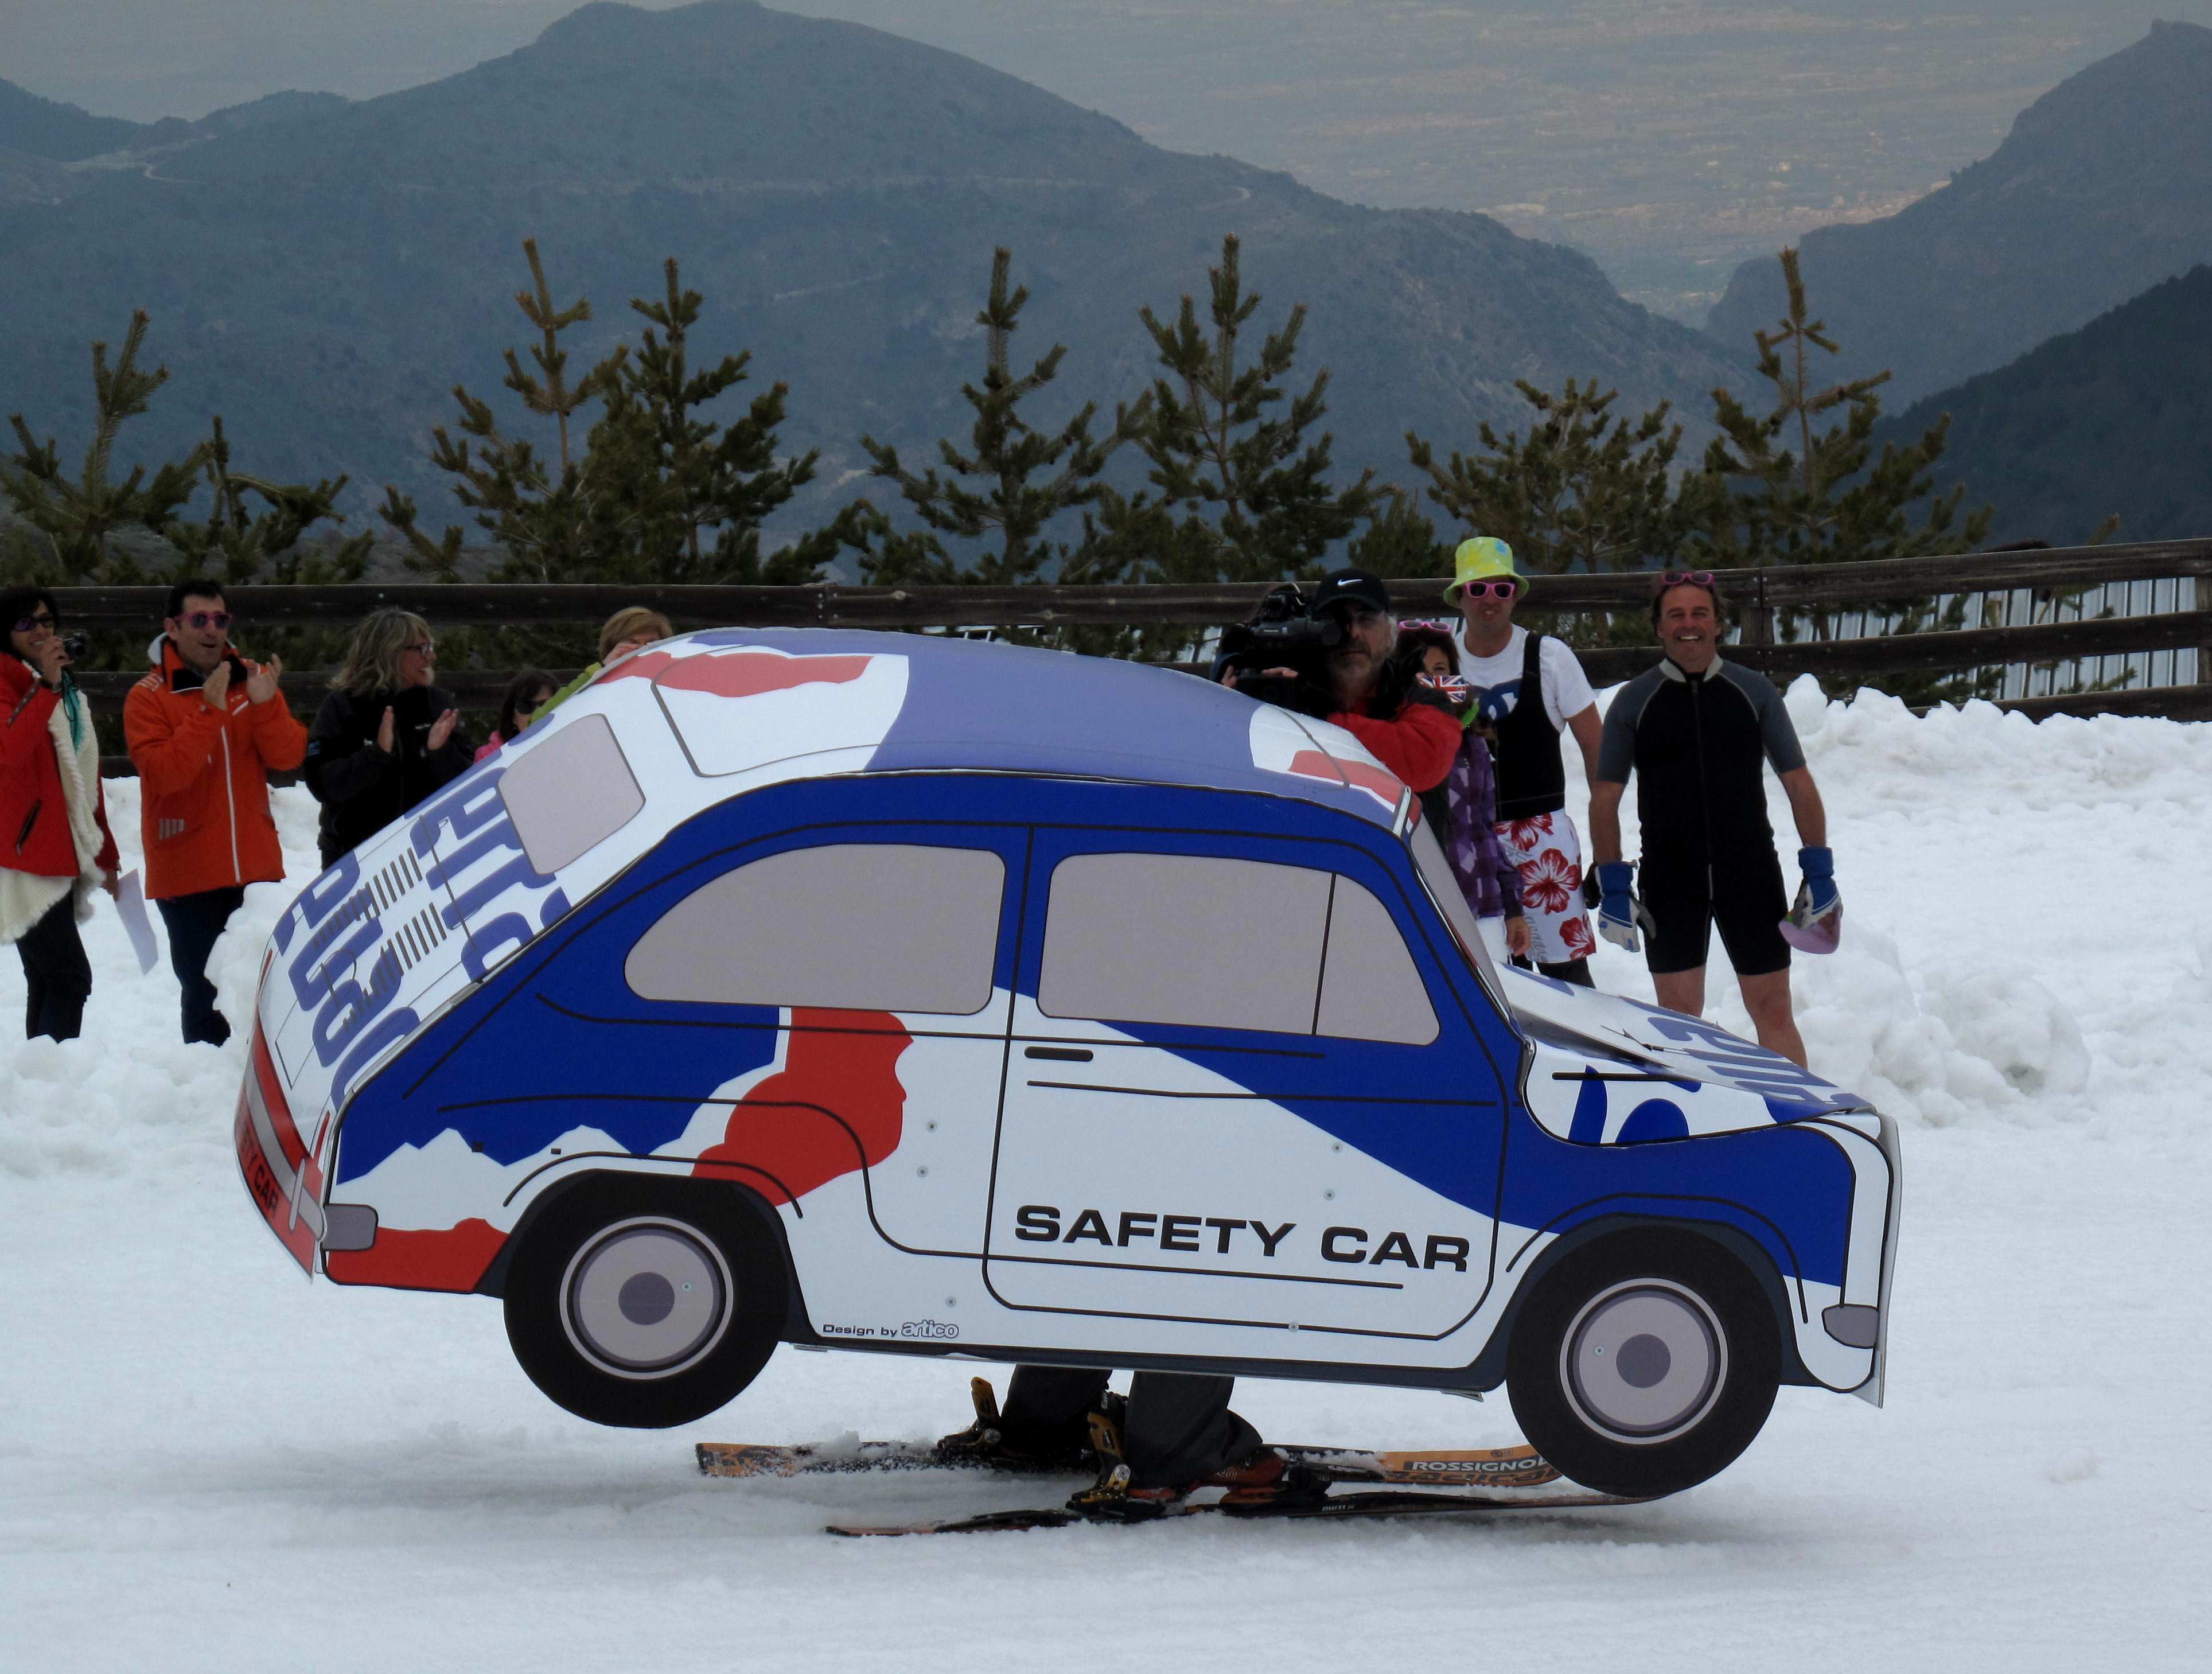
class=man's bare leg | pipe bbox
[1738,969,1808,1068]
[1652,967,1706,1020]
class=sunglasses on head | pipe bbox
[1456,580,1520,601]
[12,612,57,633]
[176,610,232,631]
[1659,570,1716,588]
[1399,618,1457,632]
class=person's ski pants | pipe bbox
[157,886,244,1045]
[1000,1365,1261,1489]
[14,891,89,1043]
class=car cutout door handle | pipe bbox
[1024,1045,1093,1062]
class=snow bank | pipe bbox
[0,777,319,1184]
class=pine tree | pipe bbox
[1687,246,1991,649]
[1405,378,1684,578]
[4,311,212,583]
[379,238,620,581]
[842,247,1131,598]
[4,313,374,741]
[6,312,369,594]
[1110,234,1374,639]
[589,257,836,586]
[383,241,834,587]
[162,416,371,587]
[1345,486,1446,581]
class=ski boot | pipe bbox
[933,1377,1092,1473]
[1210,1447,1331,1513]
[1065,1407,1182,1523]
[1064,1408,1330,1522]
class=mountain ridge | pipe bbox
[0,77,153,161]
[0,0,1735,544]
[1877,263,2212,548]
[1707,20,2212,407]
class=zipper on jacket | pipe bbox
[221,713,241,883]
[15,798,40,855]
[1689,674,1716,895]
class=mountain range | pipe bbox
[0,0,1738,545]
[1708,20,2212,408]
[1878,263,2212,548]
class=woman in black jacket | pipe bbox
[303,609,474,868]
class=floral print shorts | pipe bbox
[1496,811,1596,965]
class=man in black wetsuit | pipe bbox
[1588,574,1835,1068]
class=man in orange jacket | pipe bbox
[123,579,307,1045]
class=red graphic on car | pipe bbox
[328,1218,507,1293]
[326,1007,912,1294]
[603,649,873,698]
[1287,748,1406,809]
[692,1009,912,1204]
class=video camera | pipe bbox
[1213,582,1343,715]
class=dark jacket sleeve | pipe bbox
[422,693,475,792]
[303,691,395,808]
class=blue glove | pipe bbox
[1797,846,1839,918]
[1595,860,1641,952]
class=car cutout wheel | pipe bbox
[504,1177,786,1428]
[560,1217,734,1379]
[1560,1279,1727,1445]
[1507,1232,1779,1499]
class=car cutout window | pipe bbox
[1037,851,1330,1034]
[1037,850,1439,1044]
[625,842,1006,1014]
[1315,875,1439,1045]
[499,713,646,874]
[1405,818,1509,1014]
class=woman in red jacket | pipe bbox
[1,586,120,1042]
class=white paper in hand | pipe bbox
[115,869,161,975]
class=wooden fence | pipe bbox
[56,538,2212,749]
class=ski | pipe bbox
[697,1438,1560,1490]
[825,1484,1645,1538]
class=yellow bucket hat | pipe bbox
[1445,536,1525,602]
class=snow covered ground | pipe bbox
[3,680,2208,1672]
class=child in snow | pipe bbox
[1396,621,1529,963]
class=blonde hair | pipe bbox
[332,608,434,697]
[598,607,673,662]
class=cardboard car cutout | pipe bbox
[235,629,1901,1498]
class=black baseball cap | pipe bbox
[1306,568,1392,618]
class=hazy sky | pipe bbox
[2,0,2199,123]
[9,0,2208,316]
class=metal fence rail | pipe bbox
[53,538,2212,742]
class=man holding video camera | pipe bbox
[1221,567,1461,796]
